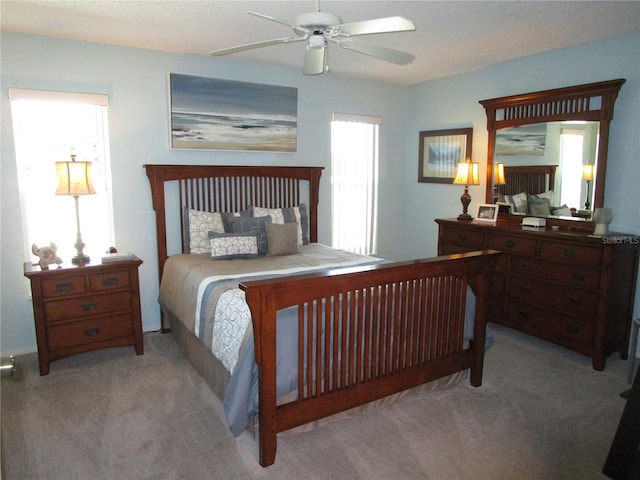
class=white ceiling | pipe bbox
[1,1,639,84]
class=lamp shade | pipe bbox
[453,161,480,186]
[582,163,594,181]
[55,158,96,196]
[494,162,506,185]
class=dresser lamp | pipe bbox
[453,160,479,221]
[55,155,96,266]
[493,162,506,202]
[582,163,594,210]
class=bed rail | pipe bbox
[241,249,500,466]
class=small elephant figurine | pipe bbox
[32,242,63,269]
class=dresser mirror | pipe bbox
[480,79,625,226]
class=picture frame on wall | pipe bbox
[169,73,298,152]
[418,127,473,183]
[476,203,499,222]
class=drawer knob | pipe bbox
[56,282,73,292]
[84,327,100,337]
[522,263,533,272]
[517,311,529,321]
[103,277,119,287]
[564,249,576,258]
[569,298,583,307]
[505,240,515,248]
[457,233,467,241]
[82,301,98,311]
[519,286,532,295]
[566,324,580,334]
[571,272,585,281]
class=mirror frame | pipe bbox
[480,79,625,227]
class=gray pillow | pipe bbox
[231,215,272,255]
[207,232,259,260]
[265,222,299,256]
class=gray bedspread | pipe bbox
[159,243,386,434]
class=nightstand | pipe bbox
[24,256,144,375]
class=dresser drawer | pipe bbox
[508,275,598,316]
[440,227,484,248]
[42,275,87,298]
[89,270,130,292]
[510,255,601,289]
[539,241,602,267]
[486,233,536,256]
[506,302,595,346]
[44,290,132,323]
[47,313,134,351]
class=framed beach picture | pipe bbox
[169,73,297,152]
[418,128,473,183]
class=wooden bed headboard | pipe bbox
[496,164,557,196]
[144,164,324,281]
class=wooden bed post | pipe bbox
[244,287,279,467]
[470,253,497,386]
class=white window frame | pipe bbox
[9,88,115,263]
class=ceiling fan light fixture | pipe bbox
[309,35,326,50]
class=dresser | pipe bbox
[436,218,639,370]
[24,257,144,375]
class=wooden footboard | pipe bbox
[241,249,500,466]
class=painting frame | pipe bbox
[476,203,499,222]
[418,127,473,184]
[168,73,297,152]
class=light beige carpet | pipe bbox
[1,324,629,479]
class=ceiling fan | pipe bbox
[209,2,416,75]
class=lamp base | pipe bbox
[72,254,90,266]
[457,212,473,221]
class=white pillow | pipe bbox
[188,209,225,254]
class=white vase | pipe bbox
[592,207,613,236]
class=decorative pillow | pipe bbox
[265,222,299,256]
[231,215,272,255]
[208,232,259,260]
[551,204,572,216]
[187,208,225,254]
[500,192,528,214]
[527,195,551,216]
[221,208,251,233]
[252,204,309,246]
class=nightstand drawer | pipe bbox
[89,270,130,292]
[47,313,134,350]
[486,234,536,256]
[539,241,602,267]
[44,290,132,323]
[42,276,86,298]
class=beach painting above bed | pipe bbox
[169,73,297,152]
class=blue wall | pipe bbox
[0,32,409,354]
[2,30,639,355]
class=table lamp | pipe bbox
[582,163,594,210]
[453,160,480,221]
[55,155,96,265]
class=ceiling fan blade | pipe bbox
[210,36,304,56]
[249,11,309,36]
[336,16,415,36]
[303,44,326,75]
[333,38,414,65]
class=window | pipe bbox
[9,88,114,263]
[559,128,585,209]
[330,113,380,255]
